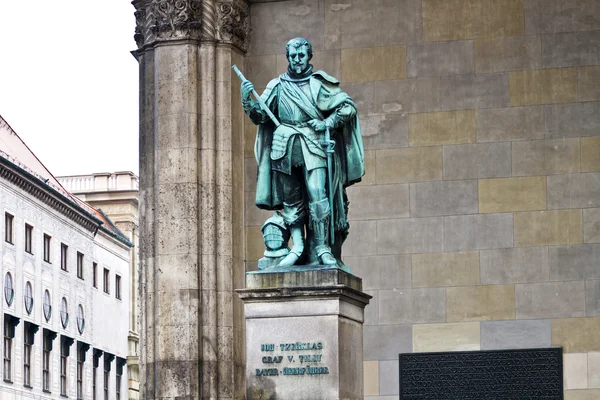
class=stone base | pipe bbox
[237,265,371,400]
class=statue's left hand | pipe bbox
[307,119,326,132]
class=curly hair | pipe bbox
[285,38,313,61]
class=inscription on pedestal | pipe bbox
[255,342,330,377]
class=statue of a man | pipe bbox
[241,38,364,268]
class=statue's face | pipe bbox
[288,45,309,74]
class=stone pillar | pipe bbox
[132,1,249,398]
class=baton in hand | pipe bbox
[232,64,280,128]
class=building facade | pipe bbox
[57,172,140,399]
[0,115,132,399]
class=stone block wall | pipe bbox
[243,0,600,398]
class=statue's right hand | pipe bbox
[241,81,254,100]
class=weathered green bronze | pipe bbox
[234,38,364,270]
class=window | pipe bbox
[60,340,68,395]
[43,290,52,321]
[24,281,33,314]
[4,272,14,306]
[61,243,68,271]
[104,358,110,400]
[4,213,13,244]
[116,360,124,400]
[93,263,98,288]
[3,315,15,382]
[93,354,98,400]
[77,252,84,279]
[60,297,69,328]
[77,305,85,334]
[115,275,121,300]
[42,330,55,392]
[77,347,84,400]
[43,234,51,263]
[23,323,34,387]
[103,268,110,294]
[25,224,33,254]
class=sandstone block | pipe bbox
[375,147,442,184]
[579,67,600,101]
[324,0,422,49]
[548,173,600,209]
[245,226,264,261]
[411,251,480,288]
[546,102,600,139]
[525,0,600,34]
[363,361,379,396]
[479,176,547,213]
[587,280,600,317]
[514,210,583,247]
[364,290,378,326]
[444,143,511,180]
[549,244,600,281]
[362,114,408,150]
[512,138,581,176]
[474,36,541,73]
[440,73,509,111]
[582,137,600,173]
[413,322,481,352]
[447,285,515,322]
[509,68,578,106]
[476,106,545,142]
[379,287,446,324]
[589,352,600,388]
[347,183,409,220]
[377,217,444,254]
[553,317,600,352]
[244,192,274,227]
[372,78,441,114]
[480,320,552,350]
[564,353,589,390]
[542,31,600,68]
[422,0,524,42]
[378,360,399,396]
[344,81,374,115]
[345,255,412,290]
[344,220,378,257]
[584,209,600,243]
[480,246,549,284]
[341,46,406,82]
[356,150,376,185]
[408,110,476,146]
[565,389,600,400]
[444,213,513,251]
[516,281,585,319]
[409,180,478,217]
[244,157,257,192]
[244,55,278,88]
[364,325,412,361]
[407,41,474,78]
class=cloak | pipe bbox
[253,70,365,223]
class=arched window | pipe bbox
[24,281,33,314]
[77,305,85,334]
[60,297,69,328]
[43,290,52,321]
[4,272,14,306]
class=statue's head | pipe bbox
[286,38,312,75]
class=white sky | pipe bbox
[0,1,139,176]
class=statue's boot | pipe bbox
[278,224,304,267]
[310,200,337,266]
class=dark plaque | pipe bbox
[399,348,563,400]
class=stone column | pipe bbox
[132,1,249,398]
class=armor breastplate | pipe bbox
[277,82,313,125]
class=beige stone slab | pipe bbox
[525,0,600,35]
[553,317,600,352]
[411,251,480,288]
[516,281,585,319]
[341,46,406,83]
[565,390,600,400]
[447,285,516,322]
[582,137,600,173]
[375,147,443,184]
[379,288,446,325]
[480,247,549,284]
[474,36,541,73]
[245,226,264,261]
[512,138,581,177]
[509,68,578,106]
[589,352,600,388]
[584,209,600,243]
[347,183,409,220]
[565,353,589,390]
[363,361,379,396]
[579,66,600,102]
[422,0,524,42]
[413,322,481,352]
[514,210,583,247]
[408,110,476,147]
[479,176,547,213]
[476,106,545,143]
[356,150,376,186]
[244,55,278,89]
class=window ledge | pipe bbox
[23,384,33,389]
[43,389,51,394]
[3,379,13,384]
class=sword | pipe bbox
[232,64,280,128]
[324,126,335,245]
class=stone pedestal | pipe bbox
[237,265,371,400]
